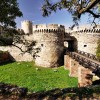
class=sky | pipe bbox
[15,0,95,28]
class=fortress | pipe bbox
[0,20,100,68]
[0,20,100,86]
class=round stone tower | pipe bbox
[33,24,65,68]
[21,20,33,34]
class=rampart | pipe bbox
[33,24,65,32]
[65,26,100,55]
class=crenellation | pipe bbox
[33,24,65,35]
[70,28,100,34]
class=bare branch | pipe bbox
[87,10,100,18]
[79,0,100,15]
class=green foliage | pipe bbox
[0,35,13,46]
[0,0,23,27]
[96,39,100,60]
[0,62,78,92]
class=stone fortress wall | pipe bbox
[65,25,100,55]
[0,45,33,62]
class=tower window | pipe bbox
[41,44,43,47]
[84,45,87,47]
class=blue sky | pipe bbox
[15,0,93,28]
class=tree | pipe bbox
[0,1,40,59]
[0,0,23,28]
[42,0,100,25]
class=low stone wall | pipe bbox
[0,51,10,64]
[0,46,33,62]
[1,83,100,100]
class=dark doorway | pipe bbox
[68,40,75,51]
[64,36,78,52]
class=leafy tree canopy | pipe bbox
[0,0,23,28]
[42,0,100,25]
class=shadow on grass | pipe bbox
[0,60,15,66]
[0,82,100,100]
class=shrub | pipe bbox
[96,39,100,60]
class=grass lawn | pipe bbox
[0,62,78,92]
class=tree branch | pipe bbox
[87,10,100,18]
[79,0,100,16]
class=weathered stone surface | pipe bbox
[78,66,93,87]
[33,24,65,67]
[0,46,33,61]
[67,27,100,55]
[64,55,71,70]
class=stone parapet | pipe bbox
[33,24,65,33]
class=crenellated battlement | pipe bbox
[33,24,65,33]
[21,20,32,24]
[72,28,100,34]
[65,25,100,35]
[34,28,65,33]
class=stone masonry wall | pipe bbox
[71,32,99,55]
[34,32,64,67]
[33,24,65,67]
[0,45,33,61]
[64,55,79,77]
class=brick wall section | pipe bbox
[70,59,79,77]
[64,55,79,77]
[64,55,71,70]
[78,66,93,87]
[64,55,93,87]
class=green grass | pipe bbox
[0,62,78,92]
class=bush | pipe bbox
[0,36,13,46]
[96,39,100,60]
